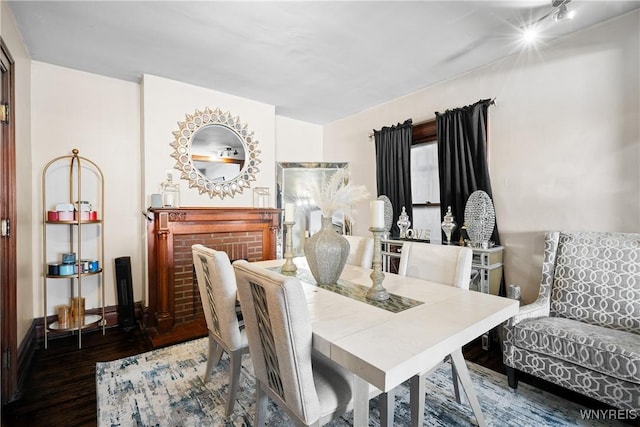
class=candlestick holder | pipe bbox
[281,221,297,273]
[367,226,390,301]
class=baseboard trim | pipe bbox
[9,321,37,403]
[10,302,146,404]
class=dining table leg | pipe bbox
[449,348,487,427]
[379,389,394,427]
[353,375,370,426]
[410,373,426,427]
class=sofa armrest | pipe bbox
[502,287,550,368]
[506,298,550,327]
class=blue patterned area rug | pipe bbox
[96,338,622,426]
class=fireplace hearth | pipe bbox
[146,207,280,345]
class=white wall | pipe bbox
[22,69,323,344]
[31,62,141,316]
[140,76,324,212]
[1,1,32,345]
[275,115,323,162]
[142,74,277,209]
[324,11,640,303]
[141,75,283,303]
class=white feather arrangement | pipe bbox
[306,168,369,222]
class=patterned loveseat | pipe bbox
[503,231,640,410]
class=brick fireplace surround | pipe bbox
[146,207,280,345]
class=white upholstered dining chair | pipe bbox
[396,242,473,425]
[344,235,374,269]
[191,244,250,417]
[233,260,387,427]
[398,241,473,289]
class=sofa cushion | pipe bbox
[550,232,640,333]
[513,317,640,384]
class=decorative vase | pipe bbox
[397,206,411,238]
[441,206,457,245]
[304,215,349,286]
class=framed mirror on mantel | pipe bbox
[170,107,262,199]
[276,162,349,257]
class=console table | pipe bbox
[146,207,280,345]
[381,238,430,274]
[469,245,504,295]
[381,239,503,296]
[381,238,404,273]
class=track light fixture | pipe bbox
[219,147,239,157]
[521,0,575,44]
[552,0,575,22]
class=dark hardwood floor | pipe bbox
[1,326,624,427]
[2,326,154,427]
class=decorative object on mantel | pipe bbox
[367,200,389,301]
[303,168,369,286]
[441,206,457,245]
[170,107,261,200]
[377,195,393,239]
[253,187,269,208]
[397,206,411,238]
[161,171,180,208]
[464,190,496,249]
[281,203,297,273]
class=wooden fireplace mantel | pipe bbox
[146,207,281,344]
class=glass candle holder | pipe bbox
[253,187,270,208]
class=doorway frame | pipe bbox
[0,36,17,405]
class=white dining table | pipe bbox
[254,258,519,427]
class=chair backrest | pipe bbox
[233,260,320,424]
[398,242,473,289]
[192,244,244,350]
[344,235,374,269]
[546,231,640,333]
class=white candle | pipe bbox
[163,192,174,207]
[284,203,295,222]
[371,200,385,229]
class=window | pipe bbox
[410,120,441,243]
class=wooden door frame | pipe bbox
[0,37,17,405]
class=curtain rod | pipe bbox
[367,97,496,139]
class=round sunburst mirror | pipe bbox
[170,107,262,199]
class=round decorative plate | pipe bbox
[464,190,495,245]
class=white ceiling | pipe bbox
[8,0,639,124]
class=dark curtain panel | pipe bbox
[437,99,504,293]
[374,119,413,237]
